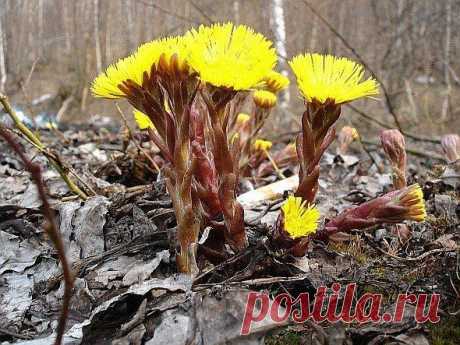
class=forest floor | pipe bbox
[0,122,459,345]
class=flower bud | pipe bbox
[380,129,407,189]
[323,184,426,235]
[253,90,277,109]
[441,134,460,162]
[337,126,359,154]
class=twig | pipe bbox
[134,0,200,24]
[0,127,74,345]
[0,328,32,340]
[56,95,74,122]
[264,149,285,179]
[189,0,214,24]
[361,139,445,161]
[0,92,89,200]
[374,246,455,262]
[347,104,441,144]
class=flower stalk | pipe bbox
[316,184,426,241]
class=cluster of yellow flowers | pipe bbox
[92,22,424,245]
[92,23,279,98]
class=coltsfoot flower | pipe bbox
[254,139,273,152]
[236,113,251,125]
[253,90,277,109]
[185,23,277,90]
[281,196,320,239]
[91,35,193,99]
[289,53,379,104]
[263,71,290,93]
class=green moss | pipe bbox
[265,330,302,345]
[429,315,460,345]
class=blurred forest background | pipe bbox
[0,0,459,136]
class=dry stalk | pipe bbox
[0,126,74,345]
[0,92,89,200]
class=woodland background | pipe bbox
[0,0,459,136]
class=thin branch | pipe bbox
[0,92,89,200]
[189,0,214,24]
[347,104,441,144]
[0,127,74,345]
[134,0,200,24]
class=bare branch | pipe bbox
[0,126,74,345]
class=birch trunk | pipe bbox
[93,0,102,74]
[0,6,6,93]
[442,0,452,120]
[233,1,240,24]
[270,0,290,108]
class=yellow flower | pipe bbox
[133,110,154,130]
[254,139,273,151]
[350,128,359,140]
[263,71,290,93]
[289,53,379,104]
[282,196,320,239]
[185,23,277,90]
[398,184,426,222]
[91,35,192,99]
[231,133,240,144]
[253,90,277,109]
[236,113,251,124]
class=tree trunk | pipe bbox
[442,0,452,120]
[93,0,102,74]
[0,6,6,93]
[270,0,290,108]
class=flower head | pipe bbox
[91,35,192,99]
[263,71,290,93]
[254,139,273,151]
[185,23,277,90]
[253,90,277,109]
[236,113,251,125]
[396,184,426,222]
[289,53,379,104]
[282,196,320,239]
[133,110,154,130]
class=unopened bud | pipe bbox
[441,134,460,162]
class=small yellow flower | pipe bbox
[350,128,359,140]
[92,35,192,99]
[397,184,426,222]
[263,71,290,93]
[236,113,251,125]
[185,23,277,90]
[282,196,320,239]
[289,53,379,104]
[133,110,154,130]
[254,139,273,151]
[253,90,277,109]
